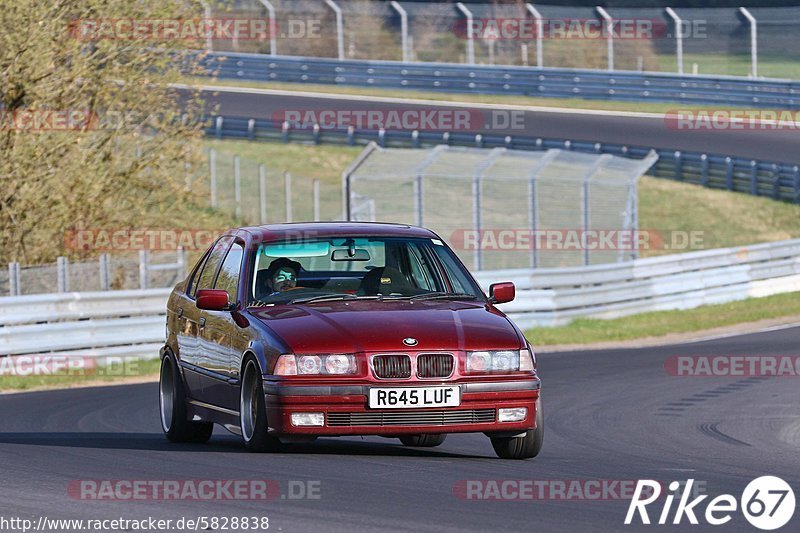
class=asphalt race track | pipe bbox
[1,326,798,532]
[201,87,800,164]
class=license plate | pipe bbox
[368,386,461,409]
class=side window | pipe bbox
[193,237,233,297]
[214,242,244,303]
[188,251,210,297]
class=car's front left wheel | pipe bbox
[159,354,213,443]
[399,434,447,447]
[240,359,281,452]
[490,402,544,460]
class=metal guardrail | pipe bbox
[474,238,800,328]
[0,289,169,357]
[207,114,800,204]
[1,240,799,354]
[200,52,800,109]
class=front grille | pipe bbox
[327,409,496,427]
[417,353,454,378]
[372,354,411,379]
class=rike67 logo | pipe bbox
[625,477,795,530]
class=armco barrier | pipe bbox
[199,52,800,109]
[207,115,800,203]
[1,240,799,355]
[473,238,800,328]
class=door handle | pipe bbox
[199,317,206,328]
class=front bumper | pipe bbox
[263,379,540,436]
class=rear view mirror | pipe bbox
[331,248,371,261]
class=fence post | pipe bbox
[57,256,69,293]
[215,116,223,139]
[772,164,781,200]
[456,3,475,65]
[259,164,268,224]
[247,118,255,140]
[739,8,758,78]
[525,4,543,67]
[414,173,424,227]
[347,125,355,146]
[257,0,277,56]
[282,120,290,143]
[99,254,110,291]
[234,155,242,219]
[674,151,682,181]
[700,154,709,186]
[313,179,321,221]
[390,1,409,62]
[794,166,800,204]
[284,172,293,222]
[750,160,759,196]
[176,247,187,280]
[139,250,149,290]
[324,0,345,60]
[725,157,734,190]
[665,8,684,75]
[209,148,218,208]
[8,262,20,296]
[596,7,614,71]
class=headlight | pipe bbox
[274,354,357,376]
[466,349,534,373]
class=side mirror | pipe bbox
[489,282,515,305]
[196,289,232,311]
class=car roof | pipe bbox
[234,222,439,242]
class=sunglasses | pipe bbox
[274,272,297,282]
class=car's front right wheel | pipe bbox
[490,402,544,460]
[240,358,281,452]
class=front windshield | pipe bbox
[247,236,485,306]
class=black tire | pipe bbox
[399,434,447,447]
[159,354,213,443]
[490,403,544,460]
[240,358,281,452]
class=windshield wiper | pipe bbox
[291,294,381,304]
[407,292,478,301]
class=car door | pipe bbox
[197,239,245,411]
[185,236,233,401]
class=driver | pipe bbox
[264,257,303,294]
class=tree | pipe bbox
[0,0,213,264]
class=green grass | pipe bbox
[526,291,800,346]
[638,176,800,256]
[0,357,161,392]
[657,53,800,80]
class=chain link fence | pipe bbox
[345,144,658,270]
[202,1,798,78]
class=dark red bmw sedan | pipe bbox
[159,222,542,459]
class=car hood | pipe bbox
[250,300,523,354]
